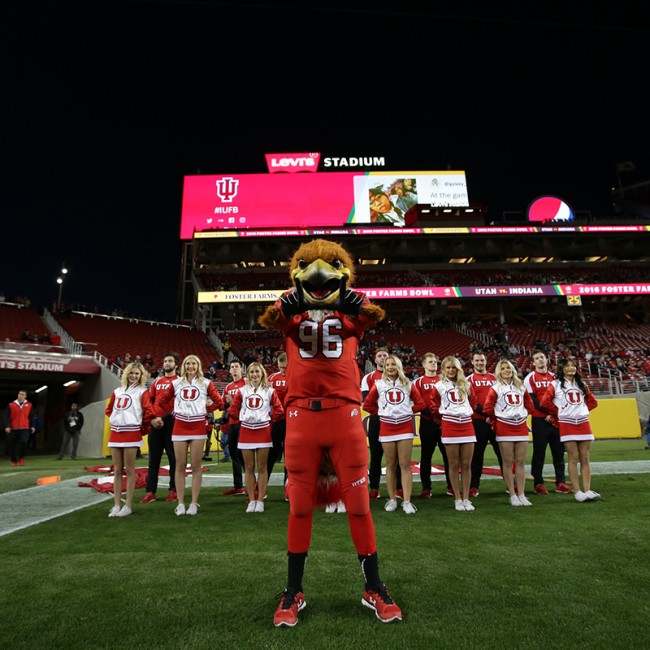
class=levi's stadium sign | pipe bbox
[264,152,387,173]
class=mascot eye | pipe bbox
[331,259,343,270]
[298,259,308,269]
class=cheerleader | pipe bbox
[153,355,223,515]
[105,362,154,518]
[229,362,284,513]
[363,355,426,514]
[540,358,599,502]
[429,356,478,512]
[483,359,535,506]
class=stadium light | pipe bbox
[56,263,68,312]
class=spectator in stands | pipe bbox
[361,347,402,500]
[105,363,154,517]
[540,358,600,502]
[222,338,231,364]
[140,352,179,504]
[523,350,573,495]
[413,352,452,498]
[152,354,223,515]
[483,359,536,506]
[363,355,426,514]
[467,351,503,498]
[4,389,35,467]
[228,361,284,512]
[221,359,246,496]
[267,351,288,486]
[57,403,84,460]
[429,356,478,512]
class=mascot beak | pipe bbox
[292,258,351,306]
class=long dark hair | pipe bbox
[556,357,588,392]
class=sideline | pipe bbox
[1,462,649,538]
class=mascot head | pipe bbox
[258,238,385,329]
[288,239,355,308]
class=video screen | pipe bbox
[180,171,468,238]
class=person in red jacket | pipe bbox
[4,389,34,466]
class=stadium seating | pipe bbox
[53,312,219,371]
[0,304,48,342]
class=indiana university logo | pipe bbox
[215,176,239,202]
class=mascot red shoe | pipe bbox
[259,239,403,627]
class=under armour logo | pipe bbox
[215,176,239,202]
[289,410,298,417]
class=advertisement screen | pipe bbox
[180,171,468,239]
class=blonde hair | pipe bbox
[494,358,523,389]
[246,362,269,388]
[422,352,438,364]
[440,355,469,399]
[179,354,205,384]
[382,355,409,387]
[121,362,149,388]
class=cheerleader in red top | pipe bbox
[483,359,536,507]
[229,362,284,513]
[540,358,600,503]
[363,355,426,514]
[154,355,224,516]
[429,356,478,512]
[105,362,154,518]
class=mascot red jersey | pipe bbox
[258,239,402,628]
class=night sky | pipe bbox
[2,1,648,322]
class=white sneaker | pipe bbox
[575,491,589,502]
[402,501,417,515]
[108,505,121,518]
[454,499,465,512]
[255,500,265,513]
[246,500,257,513]
[116,505,132,517]
[510,494,523,507]
[384,499,398,512]
[186,503,199,516]
[336,500,346,514]
[585,490,601,500]
[462,499,475,511]
[175,503,186,516]
[325,503,337,514]
[518,495,533,507]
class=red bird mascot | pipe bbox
[258,239,403,627]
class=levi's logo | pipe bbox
[265,152,321,173]
[215,177,239,202]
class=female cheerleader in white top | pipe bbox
[229,362,284,513]
[363,355,426,514]
[154,354,223,516]
[540,357,599,502]
[429,356,478,512]
[482,359,536,506]
[105,362,154,518]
